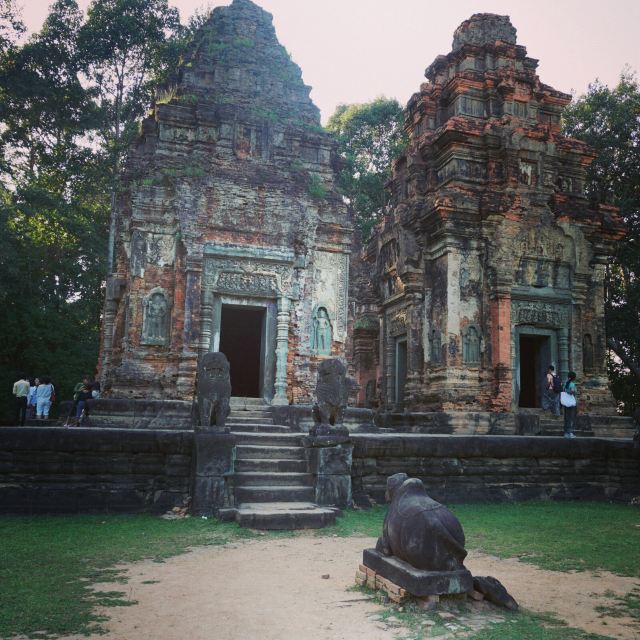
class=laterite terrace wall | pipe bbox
[1,428,639,514]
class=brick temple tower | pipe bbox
[100,0,353,405]
[358,14,624,416]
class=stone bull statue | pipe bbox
[195,352,231,430]
[376,473,468,572]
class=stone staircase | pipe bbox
[223,398,339,530]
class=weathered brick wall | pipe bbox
[0,428,192,514]
[351,434,640,504]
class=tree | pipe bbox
[326,97,406,238]
[563,71,640,413]
[78,0,183,271]
[0,0,109,422]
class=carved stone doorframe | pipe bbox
[209,294,277,402]
[201,244,295,405]
[511,298,571,410]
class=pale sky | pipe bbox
[20,0,640,122]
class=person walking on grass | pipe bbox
[563,371,578,439]
[12,373,30,426]
[35,377,55,420]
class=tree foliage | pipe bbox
[0,0,187,422]
[563,71,640,413]
[326,97,406,238]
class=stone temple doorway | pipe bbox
[395,337,408,405]
[219,305,265,397]
[518,333,551,408]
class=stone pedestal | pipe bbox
[363,548,473,597]
[192,432,235,516]
[304,434,352,509]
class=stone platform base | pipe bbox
[361,548,473,597]
[219,502,340,530]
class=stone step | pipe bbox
[541,429,594,437]
[228,412,273,420]
[230,397,269,409]
[228,422,287,432]
[230,502,338,530]
[233,432,305,447]
[233,472,313,488]
[236,445,306,461]
[235,485,315,503]
[228,416,276,425]
[235,458,307,473]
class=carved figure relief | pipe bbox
[141,288,169,345]
[429,328,441,364]
[463,326,481,364]
[583,334,594,372]
[203,255,294,296]
[130,230,146,278]
[519,161,534,185]
[313,250,349,342]
[388,311,407,337]
[512,301,569,328]
[311,306,332,355]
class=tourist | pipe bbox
[35,377,55,420]
[91,376,101,399]
[563,371,578,439]
[74,382,93,425]
[65,376,91,426]
[12,373,30,426]
[541,365,560,417]
[27,377,39,419]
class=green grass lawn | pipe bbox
[1,502,639,639]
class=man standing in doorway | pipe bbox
[542,365,561,417]
[12,373,30,426]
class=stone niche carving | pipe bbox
[463,325,481,364]
[141,288,170,345]
[313,250,349,342]
[519,160,535,185]
[311,305,333,355]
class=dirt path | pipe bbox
[65,537,638,640]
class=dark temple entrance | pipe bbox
[219,306,264,397]
[518,334,550,408]
[395,337,408,405]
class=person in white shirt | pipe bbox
[12,374,30,426]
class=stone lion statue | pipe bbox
[312,358,349,432]
[196,352,231,429]
[376,473,468,572]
